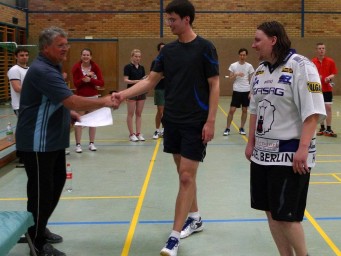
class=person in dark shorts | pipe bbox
[245,21,326,256]
[123,49,147,142]
[112,1,219,255]
[151,42,166,139]
[311,43,338,137]
[223,48,254,136]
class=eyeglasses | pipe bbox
[57,44,70,50]
[164,18,177,25]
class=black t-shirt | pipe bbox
[150,60,165,90]
[123,63,145,88]
[152,36,219,124]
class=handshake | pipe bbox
[99,92,124,110]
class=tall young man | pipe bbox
[112,1,219,255]
[311,43,338,137]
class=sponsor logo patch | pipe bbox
[282,67,293,73]
[307,82,322,93]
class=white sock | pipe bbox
[170,230,180,239]
[188,211,200,220]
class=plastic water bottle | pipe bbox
[6,122,14,142]
[66,163,73,192]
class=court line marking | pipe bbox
[0,196,139,201]
[218,103,341,255]
[121,137,161,256]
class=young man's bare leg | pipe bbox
[172,155,199,232]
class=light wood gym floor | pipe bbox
[1,96,341,256]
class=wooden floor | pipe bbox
[1,96,341,256]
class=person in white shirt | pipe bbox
[7,47,29,166]
[7,46,29,116]
[223,48,254,136]
[245,21,326,256]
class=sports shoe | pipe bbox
[223,128,230,136]
[180,217,204,239]
[136,133,145,141]
[44,228,63,244]
[239,128,246,135]
[316,128,325,136]
[153,130,159,139]
[324,130,337,137]
[88,143,97,151]
[75,144,82,153]
[129,133,139,142]
[160,236,179,256]
[31,243,66,256]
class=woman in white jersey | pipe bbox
[245,21,326,256]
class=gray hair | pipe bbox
[38,26,68,51]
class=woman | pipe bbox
[123,49,147,142]
[245,21,326,255]
[72,48,104,153]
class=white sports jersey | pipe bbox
[249,51,326,167]
[228,61,254,92]
[7,64,29,110]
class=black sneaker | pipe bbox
[223,128,230,136]
[31,243,66,256]
[44,228,63,244]
[239,128,246,135]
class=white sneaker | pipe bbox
[160,236,179,256]
[88,143,97,151]
[75,144,82,153]
[137,133,145,141]
[180,217,203,239]
[153,130,159,139]
[129,133,139,142]
[223,128,230,136]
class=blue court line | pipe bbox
[47,216,341,226]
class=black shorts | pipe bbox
[322,91,333,104]
[162,120,207,162]
[230,91,250,108]
[250,161,310,222]
[128,93,146,101]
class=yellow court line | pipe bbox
[0,195,139,201]
[317,155,341,157]
[121,138,161,256]
[316,160,341,163]
[218,104,341,255]
[305,210,341,255]
[310,182,341,185]
[331,174,341,182]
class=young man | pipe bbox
[16,26,117,256]
[112,1,219,255]
[311,43,338,137]
[223,48,254,136]
[7,46,29,167]
[152,42,166,139]
[7,46,29,116]
[245,21,326,256]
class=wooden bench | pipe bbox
[0,137,17,168]
[0,211,37,256]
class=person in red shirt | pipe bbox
[311,43,338,137]
[72,48,104,152]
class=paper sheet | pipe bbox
[75,107,113,127]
